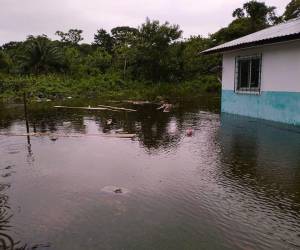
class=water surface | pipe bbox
[0,97,300,249]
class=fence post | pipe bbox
[23,92,30,134]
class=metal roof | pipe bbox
[202,17,300,54]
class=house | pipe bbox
[203,17,300,126]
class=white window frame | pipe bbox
[234,54,262,95]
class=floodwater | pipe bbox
[0,97,300,250]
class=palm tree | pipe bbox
[20,35,64,74]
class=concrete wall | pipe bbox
[222,40,300,92]
[221,40,300,125]
[222,90,300,125]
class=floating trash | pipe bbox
[186,128,194,137]
[114,188,122,194]
[49,135,58,141]
[101,186,129,195]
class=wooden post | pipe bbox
[23,92,30,134]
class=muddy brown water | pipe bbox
[0,97,300,249]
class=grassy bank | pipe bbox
[0,73,220,103]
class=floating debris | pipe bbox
[98,105,137,112]
[62,121,72,127]
[54,106,109,111]
[30,243,51,249]
[101,186,129,195]
[124,100,151,105]
[106,119,113,125]
[49,134,58,141]
[186,128,194,137]
[114,188,122,194]
[0,132,136,139]
[1,173,12,178]
[157,102,173,113]
[105,134,136,138]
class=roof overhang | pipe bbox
[202,33,300,55]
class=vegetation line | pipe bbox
[0,0,298,102]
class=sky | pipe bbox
[0,0,289,45]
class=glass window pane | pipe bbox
[238,59,250,89]
[251,58,260,88]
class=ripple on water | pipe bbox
[1,101,300,249]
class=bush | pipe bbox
[0,73,220,102]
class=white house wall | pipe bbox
[221,40,300,125]
[222,40,300,92]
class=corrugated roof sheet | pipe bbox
[203,17,300,54]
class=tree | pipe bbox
[212,1,280,44]
[1,41,24,72]
[113,44,136,80]
[55,29,83,45]
[20,35,64,74]
[283,0,300,20]
[94,29,114,52]
[241,1,279,28]
[212,18,256,44]
[133,18,182,82]
[64,47,83,75]
[181,36,220,80]
[85,48,112,74]
[233,8,245,19]
[0,50,12,73]
[111,26,138,47]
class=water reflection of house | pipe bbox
[219,114,300,203]
[203,18,300,125]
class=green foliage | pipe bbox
[0,50,12,73]
[85,48,112,74]
[64,47,83,75]
[283,0,300,20]
[0,0,293,101]
[132,18,183,82]
[19,35,64,74]
[212,18,254,44]
[0,73,220,101]
[94,29,114,52]
[212,0,280,44]
[181,36,221,79]
[111,26,138,47]
[55,29,84,45]
[242,1,279,27]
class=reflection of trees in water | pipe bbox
[0,97,221,154]
[0,103,191,152]
[0,105,24,130]
[0,183,14,250]
[94,104,187,151]
[218,114,300,207]
[137,109,184,152]
[0,182,26,250]
[0,172,49,249]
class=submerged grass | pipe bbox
[0,73,221,103]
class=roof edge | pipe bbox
[202,33,300,55]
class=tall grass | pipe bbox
[0,73,220,102]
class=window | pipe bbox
[235,55,262,93]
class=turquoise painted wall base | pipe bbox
[222,90,300,126]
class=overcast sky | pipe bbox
[0,0,289,45]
